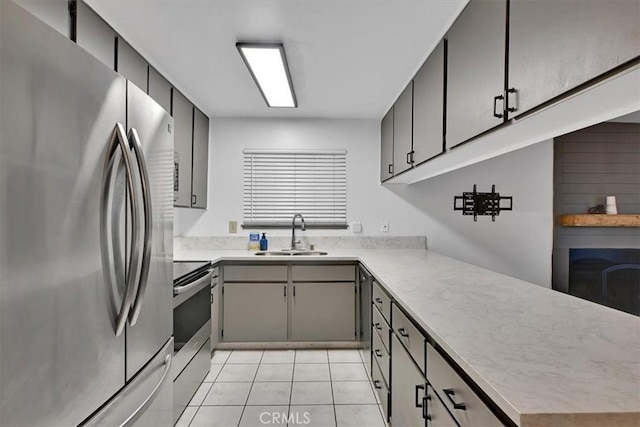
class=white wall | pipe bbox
[387,141,554,287]
[174,118,554,287]
[174,118,429,237]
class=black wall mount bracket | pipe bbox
[453,184,513,222]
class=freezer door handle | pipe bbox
[101,122,142,337]
[126,127,153,326]
[121,353,171,427]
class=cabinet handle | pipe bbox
[398,328,409,338]
[293,286,296,297]
[374,349,382,358]
[284,286,286,297]
[374,297,383,304]
[373,380,382,390]
[415,384,425,408]
[374,322,382,330]
[422,395,432,420]
[493,94,504,118]
[406,152,412,165]
[191,194,197,205]
[388,164,393,174]
[506,87,518,113]
[443,388,466,410]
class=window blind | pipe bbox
[243,149,347,228]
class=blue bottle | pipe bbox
[259,233,268,251]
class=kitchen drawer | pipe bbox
[426,343,504,427]
[372,327,390,386]
[291,264,355,282]
[372,281,391,324]
[393,304,426,375]
[223,265,287,282]
[372,305,390,353]
[426,385,459,427]
[372,356,390,422]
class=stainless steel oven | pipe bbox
[172,261,212,424]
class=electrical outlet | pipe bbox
[381,221,389,233]
[228,221,238,234]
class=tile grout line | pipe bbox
[237,350,264,427]
[327,350,338,427]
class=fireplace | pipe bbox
[568,249,640,316]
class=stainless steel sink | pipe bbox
[254,250,327,256]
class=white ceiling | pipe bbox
[85,0,468,119]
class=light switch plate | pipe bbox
[229,221,238,234]
[352,221,362,233]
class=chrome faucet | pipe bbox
[291,213,306,251]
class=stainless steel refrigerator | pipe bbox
[0,2,174,426]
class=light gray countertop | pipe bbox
[174,248,640,427]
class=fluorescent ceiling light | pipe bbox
[237,43,297,108]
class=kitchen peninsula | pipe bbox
[175,245,640,427]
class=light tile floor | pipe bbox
[176,349,386,427]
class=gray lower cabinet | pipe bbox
[380,108,394,181]
[13,0,68,37]
[446,0,507,149]
[76,0,116,69]
[508,0,640,118]
[413,39,445,164]
[116,37,148,93]
[290,282,356,341]
[191,107,209,209]
[391,334,428,427]
[148,66,172,113]
[393,82,414,175]
[222,283,288,342]
[172,89,193,207]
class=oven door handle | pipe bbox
[174,272,212,296]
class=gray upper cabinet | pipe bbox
[446,0,506,149]
[508,0,640,118]
[76,1,115,69]
[393,82,414,175]
[172,89,193,208]
[191,108,209,209]
[13,0,68,37]
[380,108,394,182]
[413,40,445,165]
[116,37,148,92]
[148,67,172,113]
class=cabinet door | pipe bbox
[172,89,193,207]
[290,282,356,341]
[13,0,68,37]
[413,40,445,164]
[191,107,209,209]
[222,283,288,342]
[380,108,394,182]
[211,283,220,350]
[509,0,640,118]
[391,334,427,427]
[446,0,506,148]
[76,0,115,69]
[117,37,148,92]
[148,66,172,113]
[393,82,414,175]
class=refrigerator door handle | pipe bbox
[126,127,153,326]
[101,122,142,337]
[121,354,171,427]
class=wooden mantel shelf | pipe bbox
[560,214,640,227]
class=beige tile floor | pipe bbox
[176,349,386,427]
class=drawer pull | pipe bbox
[443,388,466,410]
[374,349,383,358]
[374,297,383,304]
[415,384,425,408]
[422,395,432,420]
[374,323,382,330]
[373,380,382,390]
[398,327,409,338]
